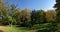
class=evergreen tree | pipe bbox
[54,0,60,23]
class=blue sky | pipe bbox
[4,0,56,10]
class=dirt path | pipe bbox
[0,26,7,31]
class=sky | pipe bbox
[4,0,56,11]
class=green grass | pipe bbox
[4,27,29,32]
[4,26,36,32]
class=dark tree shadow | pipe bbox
[37,30,50,32]
[0,30,4,32]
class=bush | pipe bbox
[1,21,9,25]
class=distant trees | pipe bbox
[0,0,59,32]
[0,0,57,28]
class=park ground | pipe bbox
[0,26,36,32]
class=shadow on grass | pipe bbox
[37,30,50,32]
[0,30,4,32]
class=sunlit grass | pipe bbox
[4,26,34,32]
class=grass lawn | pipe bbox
[4,26,36,32]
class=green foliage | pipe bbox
[31,10,46,25]
[0,0,59,32]
[54,0,60,23]
[45,11,56,23]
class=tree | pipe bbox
[13,9,22,25]
[54,0,60,31]
[31,10,37,25]
[7,4,17,27]
[31,10,46,25]
[20,8,31,27]
[0,0,8,23]
[37,10,46,24]
[54,0,60,23]
[45,10,56,23]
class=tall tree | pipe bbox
[37,10,46,24]
[45,10,56,23]
[31,10,37,24]
[0,0,7,23]
[54,0,60,31]
[54,0,60,23]
[20,8,31,27]
[31,10,46,25]
[13,9,22,25]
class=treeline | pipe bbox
[0,0,60,32]
[0,0,56,26]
